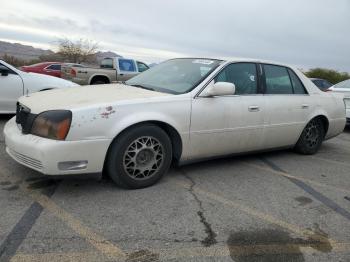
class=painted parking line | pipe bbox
[4,176,349,262]
[28,191,126,260]
[155,242,350,260]
[244,161,350,195]
[310,155,350,168]
[258,157,350,222]
[0,182,60,262]
[0,173,126,261]
[11,240,350,262]
[175,178,335,245]
[10,252,101,262]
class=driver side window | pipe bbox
[214,63,257,95]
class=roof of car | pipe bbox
[26,62,62,67]
[175,57,295,68]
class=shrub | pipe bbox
[305,68,350,84]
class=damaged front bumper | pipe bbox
[4,117,110,175]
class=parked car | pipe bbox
[21,62,62,78]
[310,78,333,91]
[60,63,87,80]
[4,58,346,189]
[328,79,350,124]
[21,62,84,78]
[0,60,78,113]
[62,57,149,85]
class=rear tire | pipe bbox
[91,80,107,85]
[106,125,172,189]
[294,118,325,155]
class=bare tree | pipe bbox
[56,38,99,64]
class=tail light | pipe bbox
[70,68,76,77]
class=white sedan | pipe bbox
[0,60,78,114]
[4,58,346,189]
[328,79,350,124]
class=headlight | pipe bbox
[31,110,72,140]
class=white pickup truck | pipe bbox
[62,57,150,85]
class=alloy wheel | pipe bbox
[123,136,164,180]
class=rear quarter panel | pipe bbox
[293,67,346,139]
[306,92,346,139]
[71,67,115,85]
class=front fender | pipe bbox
[67,98,192,157]
[109,112,185,139]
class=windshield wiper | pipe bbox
[128,84,155,91]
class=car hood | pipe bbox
[18,84,171,114]
[21,72,78,88]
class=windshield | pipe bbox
[334,79,350,89]
[125,58,222,94]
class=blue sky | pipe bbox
[1,0,349,71]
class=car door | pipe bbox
[190,62,266,159]
[44,64,62,78]
[0,63,23,113]
[261,64,310,149]
[117,59,139,81]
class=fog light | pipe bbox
[58,161,88,171]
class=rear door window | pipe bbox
[119,59,136,72]
[101,58,114,69]
[263,64,293,94]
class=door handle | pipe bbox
[302,104,309,109]
[248,105,260,112]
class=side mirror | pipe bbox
[0,65,9,76]
[202,81,236,97]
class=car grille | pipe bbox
[8,148,43,170]
[16,103,36,134]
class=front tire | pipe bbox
[106,125,172,189]
[294,118,325,155]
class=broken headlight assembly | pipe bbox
[31,110,72,140]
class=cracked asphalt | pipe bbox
[1,114,350,262]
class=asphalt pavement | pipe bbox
[1,114,350,262]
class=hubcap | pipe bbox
[123,136,164,180]
[304,120,319,148]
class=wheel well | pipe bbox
[90,75,110,84]
[103,121,183,172]
[314,115,329,135]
